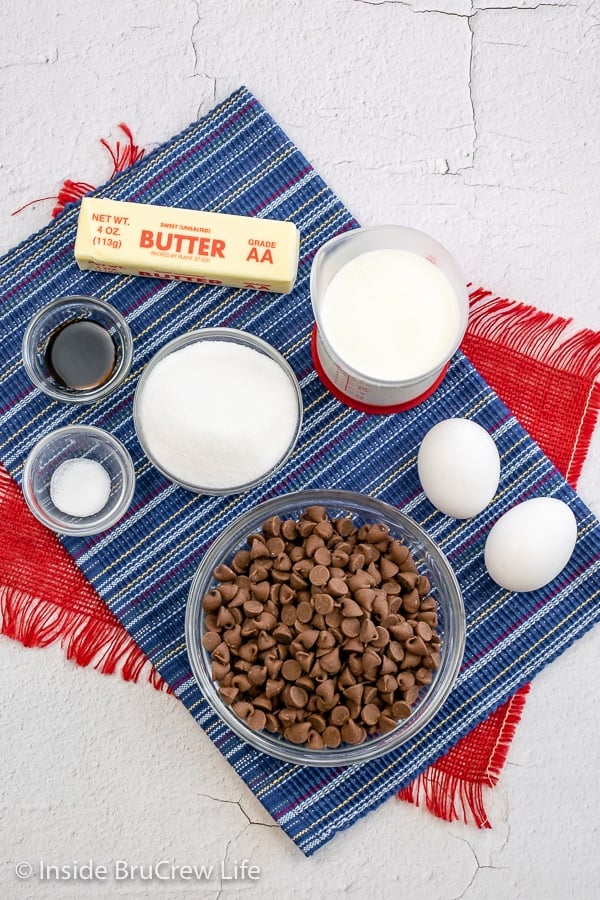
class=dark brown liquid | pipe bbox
[46,320,117,390]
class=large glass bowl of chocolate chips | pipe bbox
[185,489,465,766]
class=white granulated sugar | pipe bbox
[50,457,112,517]
[137,340,299,490]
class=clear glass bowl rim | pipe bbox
[185,488,466,767]
[132,327,303,495]
[22,424,136,536]
[21,295,134,404]
[310,224,469,387]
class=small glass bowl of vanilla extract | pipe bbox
[22,296,133,404]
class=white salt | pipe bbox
[50,457,112,517]
[137,340,300,490]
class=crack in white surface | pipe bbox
[482,38,529,46]
[499,820,512,856]
[197,791,279,829]
[333,157,451,174]
[352,0,412,7]
[190,0,218,118]
[488,130,533,142]
[465,180,567,194]
[0,48,58,69]
[190,0,201,71]
[474,3,574,9]
[354,0,577,178]
[505,758,544,768]
[466,14,477,171]
[354,1,574,13]
[450,834,511,900]
[354,0,469,14]
[215,838,231,900]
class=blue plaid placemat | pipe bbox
[1,87,599,855]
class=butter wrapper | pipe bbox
[74,197,300,294]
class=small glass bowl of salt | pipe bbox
[22,425,136,536]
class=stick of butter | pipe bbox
[74,197,300,294]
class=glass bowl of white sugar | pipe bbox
[22,425,136,536]
[133,328,303,494]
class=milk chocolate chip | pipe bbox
[203,507,442,749]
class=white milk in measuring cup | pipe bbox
[310,226,468,412]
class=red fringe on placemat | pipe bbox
[49,180,97,218]
[0,467,168,690]
[0,586,165,687]
[467,287,600,381]
[463,287,600,485]
[99,122,145,176]
[11,123,144,219]
[398,684,531,827]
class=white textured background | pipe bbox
[1,1,599,898]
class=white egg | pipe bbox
[417,418,500,519]
[484,497,577,592]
